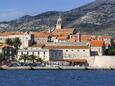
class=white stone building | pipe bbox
[17,47,63,62]
[32,16,78,44]
[43,42,90,59]
[0,32,34,49]
[90,40,105,56]
[0,44,15,61]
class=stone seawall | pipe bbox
[83,56,115,68]
[93,56,115,68]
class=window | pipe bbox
[5,51,7,54]
[55,52,57,57]
[38,52,39,54]
[58,52,61,57]
[21,52,23,55]
[27,52,29,55]
[9,48,12,50]
[5,56,7,59]
[44,52,45,55]
[9,51,12,54]
[71,50,74,52]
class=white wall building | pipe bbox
[0,44,15,61]
[0,32,34,49]
[90,40,105,56]
[43,45,90,59]
[17,47,63,62]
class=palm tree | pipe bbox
[5,38,13,46]
[13,37,21,50]
[0,53,4,63]
[36,57,43,63]
[19,54,29,64]
[29,55,37,63]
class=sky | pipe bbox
[0,0,95,21]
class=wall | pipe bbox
[80,57,95,66]
[0,33,34,49]
[91,47,103,56]
[93,56,115,68]
[83,56,115,68]
[35,38,48,44]
[17,49,63,62]
[63,49,90,59]
[49,50,63,61]
[17,49,50,62]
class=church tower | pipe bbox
[56,16,62,29]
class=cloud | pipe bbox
[0,8,27,21]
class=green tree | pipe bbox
[13,37,21,50]
[108,49,115,55]
[19,54,29,64]
[29,55,37,63]
[0,53,4,63]
[5,38,13,46]
[36,57,43,63]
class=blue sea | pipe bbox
[0,70,115,86]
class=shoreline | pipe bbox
[1,66,115,70]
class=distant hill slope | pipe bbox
[0,0,115,37]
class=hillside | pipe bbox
[0,0,115,37]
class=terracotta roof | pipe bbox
[0,44,11,49]
[32,28,76,38]
[80,35,91,42]
[63,59,87,63]
[57,35,69,40]
[98,36,112,39]
[32,44,45,48]
[69,37,77,42]
[43,45,89,49]
[51,28,75,35]
[0,32,24,36]
[54,28,74,32]
[32,32,50,38]
[90,40,104,47]
[71,35,91,42]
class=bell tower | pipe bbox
[56,16,62,29]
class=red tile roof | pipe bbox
[0,32,24,36]
[32,44,45,48]
[32,32,50,38]
[0,44,11,49]
[51,28,75,35]
[98,36,112,39]
[90,40,104,47]
[69,37,77,42]
[80,35,91,42]
[57,35,69,40]
[63,59,87,63]
[43,45,89,49]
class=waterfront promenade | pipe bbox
[1,66,115,70]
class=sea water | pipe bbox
[0,70,115,86]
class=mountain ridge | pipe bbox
[0,0,115,37]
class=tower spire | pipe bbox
[56,16,62,29]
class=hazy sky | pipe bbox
[0,0,95,21]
